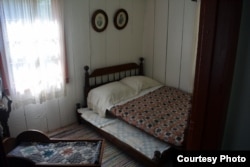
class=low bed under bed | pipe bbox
[76,58,192,166]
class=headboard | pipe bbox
[83,57,144,107]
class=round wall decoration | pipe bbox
[91,9,108,32]
[114,9,128,30]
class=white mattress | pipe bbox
[78,108,117,128]
[78,108,171,159]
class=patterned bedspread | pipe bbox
[7,141,102,165]
[110,86,192,146]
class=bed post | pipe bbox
[84,66,90,107]
[139,57,144,75]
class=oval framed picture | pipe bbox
[91,9,108,32]
[114,9,128,30]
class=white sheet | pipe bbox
[102,119,171,158]
[79,85,170,159]
[78,108,117,128]
[106,85,163,111]
[78,108,171,159]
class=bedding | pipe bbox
[120,76,162,93]
[87,76,161,117]
[87,81,136,117]
[81,60,192,165]
[8,141,102,164]
[86,76,192,146]
[4,130,105,167]
[109,86,192,147]
[78,108,171,159]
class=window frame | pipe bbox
[0,1,69,96]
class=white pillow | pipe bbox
[120,76,162,93]
[87,81,136,117]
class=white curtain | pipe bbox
[0,0,66,107]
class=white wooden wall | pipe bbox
[8,0,198,136]
[143,0,199,93]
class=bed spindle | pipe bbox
[139,57,144,75]
[84,66,90,107]
[83,57,144,108]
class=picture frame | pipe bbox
[91,9,108,32]
[114,9,128,30]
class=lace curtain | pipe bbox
[0,0,66,107]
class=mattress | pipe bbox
[78,108,171,159]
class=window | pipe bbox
[0,0,66,105]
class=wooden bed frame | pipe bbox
[83,57,144,107]
[77,58,175,167]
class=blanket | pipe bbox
[110,86,192,146]
[8,141,102,164]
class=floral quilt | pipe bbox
[7,141,102,165]
[110,86,192,146]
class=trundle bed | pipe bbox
[76,58,192,166]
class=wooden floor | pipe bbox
[46,123,173,167]
[47,123,145,167]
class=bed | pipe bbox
[2,130,104,167]
[77,58,192,166]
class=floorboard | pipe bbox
[47,123,145,167]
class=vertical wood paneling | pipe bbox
[64,0,90,103]
[90,0,107,69]
[166,0,185,87]
[106,0,120,66]
[142,0,155,77]
[8,107,27,137]
[153,0,169,83]
[45,100,61,131]
[24,104,48,132]
[119,0,133,63]
[143,0,198,93]
[58,94,76,127]
[180,0,198,92]
[131,0,145,63]
[60,0,91,128]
